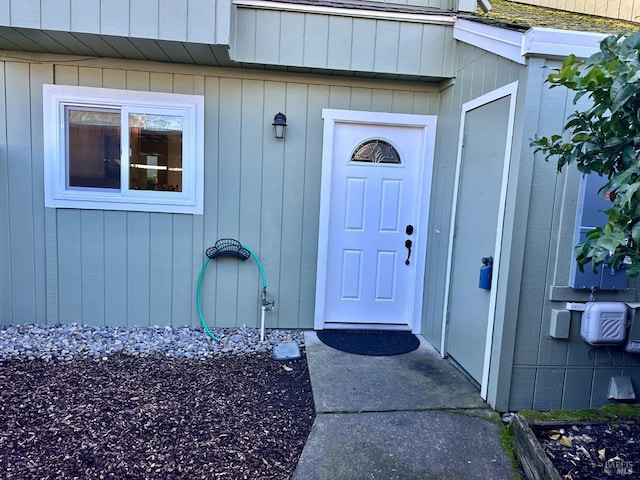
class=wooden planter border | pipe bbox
[512,413,563,480]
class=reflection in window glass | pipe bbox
[129,114,184,192]
[352,140,401,164]
[67,107,121,189]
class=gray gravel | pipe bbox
[0,323,305,362]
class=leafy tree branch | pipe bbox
[531,30,640,276]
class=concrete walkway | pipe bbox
[293,332,514,480]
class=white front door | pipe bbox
[315,109,436,332]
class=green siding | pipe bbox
[11,0,41,29]
[126,212,152,324]
[373,21,401,71]
[327,16,354,71]
[533,368,565,411]
[0,55,439,330]
[508,367,536,408]
[101,0,130,37]
[171,214,196,325]
[422,43,523,352]
[304,15,330,69]
[3,61,51,326]
[0,16,635,415]
[431,51,640,411]
[562,368,594,410]
[0,62,9,326]
[80,210,106,325]
[130,0,159,39]
[232,8,456,78]
[158,0,187,41]
[72,0,101,33]
[503,57,640,411]
[238,79,265,325]
[351,18,377,72]
[0,2,9,25]
[30,64,50,326]
[104,211,128,327]
[0,0,230,45]
[57,210,83,323]
[277,83,307,328]
[215,77,243,327]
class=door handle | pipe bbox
[405,239,412,265]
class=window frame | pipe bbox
[43,84,204,214]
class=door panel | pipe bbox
[341,250,362,300]
[447,95,511,383]
[375,251,397,300]
[345,178,366,230]
[380,180,401,231]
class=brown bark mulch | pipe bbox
[534,422,640,479]
[0,352,315,479]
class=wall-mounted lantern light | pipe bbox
[272,112,287,139]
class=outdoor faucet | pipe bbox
[262,288,275,311]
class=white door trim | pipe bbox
[315,108,437,333]
[441,82,518,399]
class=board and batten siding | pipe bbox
[506,58,640,411]
[509,0,640,22]
[419,40,530,411]
[0,0,231,45]
[0,61,51,330]
[0,54,439,330]
[421,42,524,347]
[232,7,456,79]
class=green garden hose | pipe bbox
[242,244,267,290]
[197,257,219,341]
[196,241,268,342]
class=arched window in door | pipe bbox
[351,139,401,164]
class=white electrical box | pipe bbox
[580,302,627,346]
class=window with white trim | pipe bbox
[43,85,204,214]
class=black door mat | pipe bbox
[316,330,420,356]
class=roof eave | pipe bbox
[454,18,608,64]
[522,27,606,60]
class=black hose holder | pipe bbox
[205,238,251,261]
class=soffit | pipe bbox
[0,27,235,67]
[0,25,445,83]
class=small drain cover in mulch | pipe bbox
[316,330,420,356]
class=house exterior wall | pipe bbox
[421,41,525,348]
[505,57,640,411]
[0,53,439,330]
[2,2,637,411]
[423,40,533,411]
[0,2,458,75]
[232,6,456,78]
[508,0,640,22]
[0,0,232,44]
[421,42,640,411]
